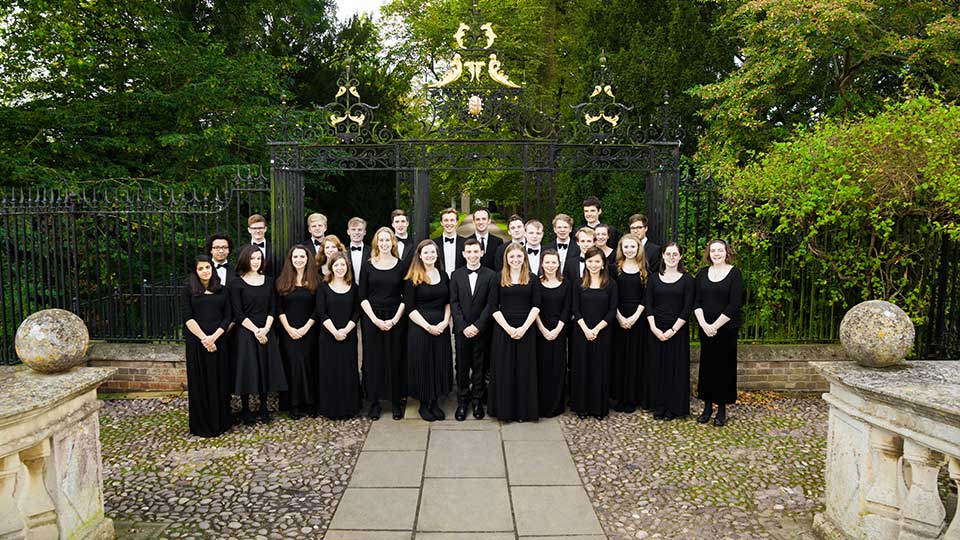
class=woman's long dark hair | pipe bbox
[580,246,610,289]
[236,245,264,276]
[188,255,222,295]
[276,244,319,295]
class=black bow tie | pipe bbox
[466,268,480,274]
[557,243,568,249]
[444,237,455,244]
[527,248,539,255]
[253,242,264,248]
[579,257,585,263]
[313,240,322,247]
[351,246,363,252]
[216,263,228,269]
[397,237,407,243]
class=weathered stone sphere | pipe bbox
[839,300,914,368]
[15,309,90,373]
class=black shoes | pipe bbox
[368,402,382,421]
[714,405,727,427]
[259,408,271,424]
[622,403,637,413]
[697,402,714,424]
[472,400,485,420]
[290,408,304,420]
[419,402,436,422]
[241,409,257,425]
[392,401,405,420]
[455,402,468,422]
[429,400,446,421]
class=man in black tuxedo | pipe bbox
[563,226,596,284]
[581,195,620,250]
[304,213,328,257]
[247,214,274,277]
[494,214,526,272]
[205,233,235,285]
[433,207,465,277]
[545,213,578,275]
[628,213,661,273]
[472,208,503,270]
[346,216,371,285]
[449,238,496,421]
[391,209,415,269]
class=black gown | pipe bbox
[315,282,362,419]
[645,272,695,417]
[229,277,288,395]
[489,280,541,422]
[277,286,317,411]
[570,280,618,417]
[612,270,647,407]
[694,266,745,405]
[359,260,407,404]
[536,280,570,418]
[182,286,233,437]
[405,273,453,402]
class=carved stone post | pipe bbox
[864,428,903,540]
[898,439,946,540]
[0,454,26,539]
[19,440,57,540]
[945,457,960,540]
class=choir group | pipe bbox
[181,197,744,438]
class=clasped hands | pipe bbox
[200,334,218,352]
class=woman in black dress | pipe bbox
[645,242,694,420]
[594,224,618,269]
[230,246,288,425]
[182,255,232,437]
[316,235,346,278]
[360,227,408,420]
[693,239,744,427]
[404,239,453,421]
[315,252,362,419]
[535,249,569,418]
[276,245,319,419]
[612,234,648,413]
[490,243,542,422]
[570,246,618,419]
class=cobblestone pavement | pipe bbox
[559,393,827,540]
[101,393,827,539]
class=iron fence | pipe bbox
[0,169,270,364]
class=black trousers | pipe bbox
[454,330,488,402]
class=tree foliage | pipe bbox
[724,96,960,325]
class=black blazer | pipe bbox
[563,254,586,286]
[213,261,236,285]
[475,234,503,270]
[303,237,325,257]
[449,266,496,334]
[545,240,579,274]
[395,235,416,271]
[433,235,466,273]
[643,240,661,274]
[347,244,372,284]
[493,240,524,272]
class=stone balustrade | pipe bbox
[0,365,116,540]
[812,361,960,540]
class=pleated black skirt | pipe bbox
[489,320,539,422]
[406,309,452,402]
[233,328,288,395]
[362,305,407,403]
[316,329,361,419]
[697,326,738,404]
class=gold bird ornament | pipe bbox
[488,54,520,88]
[430,54,464,88]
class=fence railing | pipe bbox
[0,169,270,364]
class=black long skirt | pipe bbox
[362,305,407,403]
[316,330,361,419]
[279,327,316,410]
[490,323,538,422]
[697,326,738,404]
[185,335,231,437]
[536,331,566,417]
[611,323,645,405]
[649,323,690,417]
[233,328,288,395]
[406,312,453,402]
[570,328,612,417]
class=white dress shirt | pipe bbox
[466,264,481,295]
[526,245,541,275]
[396,235,408,259]
[475,233,489,253]
[442,235,457,276]
[349,243,364,284]
[251,240,266,258]
[214,262,228,285]
[555,239,570,271]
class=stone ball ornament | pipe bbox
[839,300,914,368]
[15,309,90,373]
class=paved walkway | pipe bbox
[325,400,606,540]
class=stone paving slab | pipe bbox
[349,451,425,487]
[416,478,514,532]
[362,421,429,451]
[501,417,566,440]
[328,487,419,530]
[418,534,515,540]
[512,485,605,536]
[424,429,505,478]
[323,532,412,540]
[520,536,607,540]
[430,419,500,430]
[505,440,582,485]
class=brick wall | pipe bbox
[87,342,846,395]
[86,343,186,393]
